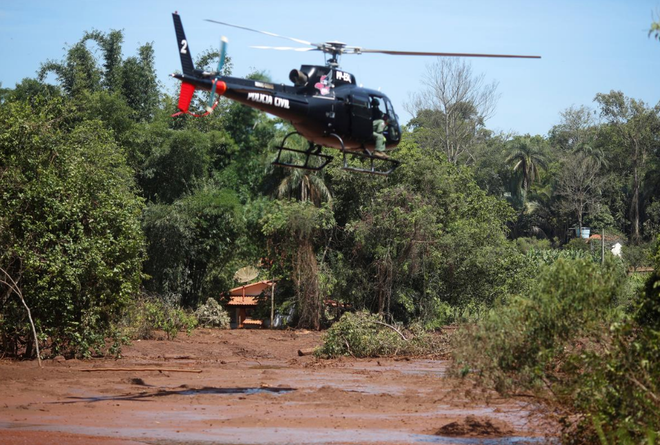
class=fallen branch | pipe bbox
[80,367,202,373]
[0,267,42,368]
[628,375,660,407]
[370,320,408,341]
[340,335,356,359]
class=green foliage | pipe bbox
[451,253,660,443]
[194,298,230,329]
[335,137,529,322]
[120,295,197,340]
[142,187,242,307]
[526,246,598,266]
[140,129,212,203]
[262,200,335,329]
[638,236,660,331]
[622,242,652,271]
[0,99,145,357]
[505,135,549,197]
[514,237,552,254]
[452,257,627,393]
[316,311,433,358]
[39,29,160,120]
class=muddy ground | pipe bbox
[0,329,556,445]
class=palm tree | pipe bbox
[573,141,607,168]
[277,165,332,206]
[505,137,548,199]
[271,134,332,207]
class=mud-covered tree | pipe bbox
[262,200,335,330]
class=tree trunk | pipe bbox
[631,161,640,244]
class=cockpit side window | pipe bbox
[370,96,387,120]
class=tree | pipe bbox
[38,29,159,121]
[650,15,660,41]
[277,165,333,206]
[142,187,242,307]
[556,154,605,235]
[335,137,526,324]
[38,39,102,96]
[595,91,660,243]
[0,98,145,357]
[140,129,212,203]
[262,200,335,329]
[272,135,333,206]
[406,58,499,164]
[551,105,597,151]
[505,136,548,200]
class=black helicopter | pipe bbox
[171,13,539,175]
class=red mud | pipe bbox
[0,329,556,444]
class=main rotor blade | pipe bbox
[205,19,313,46]
[251,45,317,52]
[358,48,540,59]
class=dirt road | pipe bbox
[0,329,554,444]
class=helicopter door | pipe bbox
[349,94,372,139]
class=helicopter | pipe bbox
[171,13,539,175]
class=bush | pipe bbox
[573,323,660,445]
[452,257,627,393]
[514,237,552,254]
[120,295,197,340]
[0,100,145,358]
[424,300,490,330]
[316,310,435,358]
[194,298,230,328]
[450,254,660,443]
[526,246,598,266]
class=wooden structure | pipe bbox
[227,280,275,328]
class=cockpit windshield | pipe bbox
[384,97,398,123]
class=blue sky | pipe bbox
[1,1,659,136]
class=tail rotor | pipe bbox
[206,36,228,114]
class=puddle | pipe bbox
[348,359,449,377]
[0,422,553,444]
[288,372,408,395]
[54,386,295,404]
[180,387,294,396]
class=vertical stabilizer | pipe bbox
[172,12,195,76]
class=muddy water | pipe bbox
[0,422,549,444]
[0,331,555,444]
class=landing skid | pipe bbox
[341,147,400,176]
[271,132,400,176]
[333,133,400,176]
[272,132,333,171]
